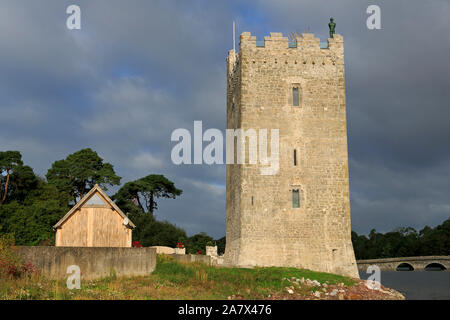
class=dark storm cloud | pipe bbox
[0,0,231,237]
[0,0,449,237]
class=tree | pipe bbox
[46,148,121,203]
[418,219,450,256]
[351,219,450,259]
[351,231,370,259]
[9,165,39,203]
[113,174,182,216]
[0,177,69,245]
[113,181,144,215]
[185,232,214,254]
[0,151,24,204]
[129,212,187,247]
[113,174,183,247]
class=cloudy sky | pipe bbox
[1,0,449,238]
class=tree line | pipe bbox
[352,220,450,259]
[1,148,448,257]
[0,148,220,253]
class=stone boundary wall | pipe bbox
[150,246,175,254]
[14,246,157,280]
[169,253,213,265]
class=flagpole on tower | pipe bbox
[233,21,236,51]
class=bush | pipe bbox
[0,234,38,278]
[176,242,184,249]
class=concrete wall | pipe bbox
[14,246,156,280]
[224,32,358,278]
[169,253,213,265]
[150,246,175,254]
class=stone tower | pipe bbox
[224,32,359,278]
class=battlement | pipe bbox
[227,31,344,78]
[239,31,343,51]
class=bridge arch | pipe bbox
[396,263,414,271]
[424,262,447,271]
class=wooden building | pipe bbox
[53,184,135,247]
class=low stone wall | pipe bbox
[150,246,175,254]
[169,253,213,265]
[14,246,157,280]
[206,245,218,257]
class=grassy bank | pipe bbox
[0,255,357,300]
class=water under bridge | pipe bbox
[357,256,449,271]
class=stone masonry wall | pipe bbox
[224,32,359,278]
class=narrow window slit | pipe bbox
[293,87,299,106]
[292,189,300,208]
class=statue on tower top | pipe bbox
[328,17,336,38]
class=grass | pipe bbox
[0,254,356,300]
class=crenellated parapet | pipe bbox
[238,31,343,52]
[327,34,344,55]
[227,31,345,78]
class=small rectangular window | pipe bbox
[251,196,254,206]
[294,149,297,166]
[293,87,299,106]
[292,189,300,208]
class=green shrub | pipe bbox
[0,234,38,278]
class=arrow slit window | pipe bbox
[292,189,300,208]
[293,87,300,106]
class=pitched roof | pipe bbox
[53,184,136,229]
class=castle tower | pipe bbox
[224,32,359,278]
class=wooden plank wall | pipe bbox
[56,205,131,247]
[57,208,89,246]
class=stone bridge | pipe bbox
[357,256,450,271]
